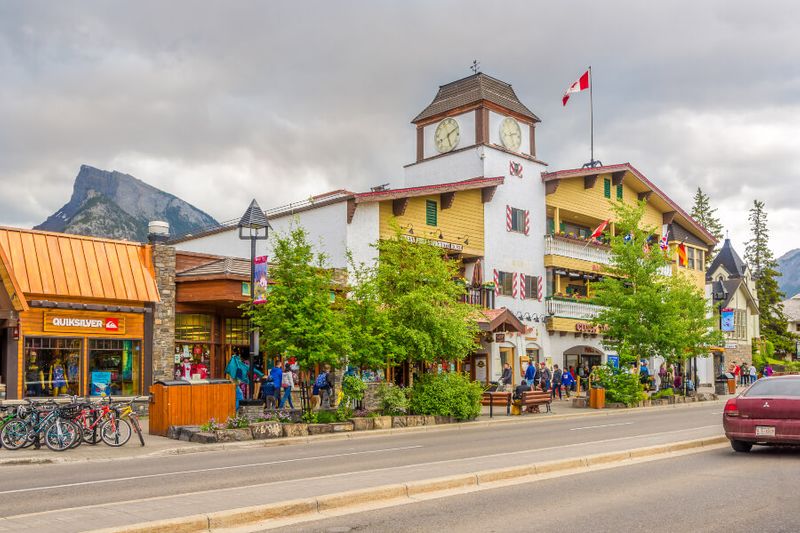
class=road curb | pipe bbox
[0,399,725,466]
[92,435,727,533]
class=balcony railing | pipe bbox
[546,297,605,320]
[544,234,611,265]
[461,286,495,309]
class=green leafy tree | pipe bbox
[246,226,348,369]
[745,200,793,352]
[690,187,724,260]
[342,255,398,370]
[374,232,479,365]
[592,200,721,367]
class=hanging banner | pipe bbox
[720,308,735,332]
[253,256,269,304]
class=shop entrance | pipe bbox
[499,347,515,386]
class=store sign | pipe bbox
[403,235,463,252]
[725,341,738,349]
[43,312,126,335]
[720,308,735,332]
[575,322,608,334]
[495,333,506,343]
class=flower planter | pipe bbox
[282,423,309,437]
[250,421,283,440]
[307,423,334,435]
[189,431,218,444]
[214,428,253,442]
[372,416,393,430]
[422,416,436,426]
[349,417,375,431]
[330,421,354,432]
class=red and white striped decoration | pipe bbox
[518,272,526,299]
[524,210,530,235]
[493,268,500,297]
[537,276,543,301]
[512,272,519,299]
[506,205,513,231]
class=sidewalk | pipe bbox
[0,398,725,466]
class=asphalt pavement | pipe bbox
[0,402,725,531]
[284,445,800,533]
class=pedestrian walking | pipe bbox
[269,361,283,407]
[561,367,575,398]
[524,361,537,390]
[733,362,741,386]
[740,362,749,386]
[318,364,335,408]
[551,364,563,400]
[749,364,758,383]
[279,362,294,409]
[764,364,774,377]
[539,362,552,393]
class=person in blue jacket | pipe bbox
[269,361,283,407]
[524,362,536,391]
[561,368,576,398]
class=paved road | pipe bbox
[286,445,800,533]
[0,402,724,531]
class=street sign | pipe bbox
[607,355,619,368]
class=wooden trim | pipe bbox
[405,142,546,167]
[392,198,409,217]
[416,126,424,162]
[440,192,455,210]
[583,174,598,189]
[481,186,498,204]
[482,108,490,145]
[545,181,560,196]
[611,171,625,186]
[529,124,536,157]
[347,198,357,224]
[663,211,677,225]
[475,109,484,144]
[637,191,653,202]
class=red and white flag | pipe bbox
[562,69,590,106]
[589,219,609,240]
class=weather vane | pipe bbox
[471,60,480,74]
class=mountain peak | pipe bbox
[777,248,800,300]
[35,165,218,242]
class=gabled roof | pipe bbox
[0,244,27,312]
[355,176,504,203]
[476,307,526,333]
[0,227,159,303]
[413,73,540,123]
[706,239,747,281]
[541,163,717,246]
[238,199,272,230]
[782,294,800,322]
[711,278,758,312]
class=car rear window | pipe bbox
[743,378,800,397]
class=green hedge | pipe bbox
[409,372,483,421]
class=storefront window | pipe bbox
[88,339,141,396]
[224,318,250,345]
[23,337,82,397]
[174,343,211,380]
[175,314,212,341]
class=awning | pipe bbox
[476,307,526,334]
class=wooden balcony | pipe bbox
[461,286,495,309]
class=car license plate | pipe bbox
[755,426,775,437]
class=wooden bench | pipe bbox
[520,390,552,414]
[481,391,511,417]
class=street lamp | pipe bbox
[238,199,271,400]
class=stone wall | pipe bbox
[724,342,752,367]
[152,244,176,382]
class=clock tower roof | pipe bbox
[413,72,540,124]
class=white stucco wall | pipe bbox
[422,111,476,160]
[403,148,485,188]
[173,227,266,260]
[346,202,380,269]
[268,201,350,268]
[488,111,532,156]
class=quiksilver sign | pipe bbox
[43,312,126,334]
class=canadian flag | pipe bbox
[562,69,590,106]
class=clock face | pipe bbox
[500,117,522,151]
[434,118,460,153]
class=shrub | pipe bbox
[409,372,483,421]
[341,375,367,402]
[651,388,674,399]
[376,383,409,415]
[301,410,318,424]
[315,410,339,424]
[226,415,250,429]
[593,365,646,407]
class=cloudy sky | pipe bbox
[1,1,799,257]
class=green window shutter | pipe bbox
[604,178,611,198]
[426,199,438,226]
[616,184,623,199]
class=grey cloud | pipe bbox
[1,0,799,255]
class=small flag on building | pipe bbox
[659,226,669,252]
[589,219,609,240]
[676,243,688,266]
[562,69,590,106]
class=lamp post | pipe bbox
[238,199,271,400]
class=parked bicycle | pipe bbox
[1,400,81,452]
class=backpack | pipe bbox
[314,372,328,388]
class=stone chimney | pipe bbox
[149,223,176,382]
[148,220,170,244]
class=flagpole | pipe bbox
[589,65,594,166]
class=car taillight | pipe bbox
[724,398,739,417]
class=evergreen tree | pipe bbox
[593,200,721,367]
[690,187,724,260]
[247,226,348,369]
[745,200,793,352]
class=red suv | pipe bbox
[723,375,800,452]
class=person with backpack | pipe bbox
[279,362,294,409]
[561,367,575,398]
[551,364,563,400]
[318,364,335,408]
[539,362,552,393]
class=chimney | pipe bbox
[148,221,170,244]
